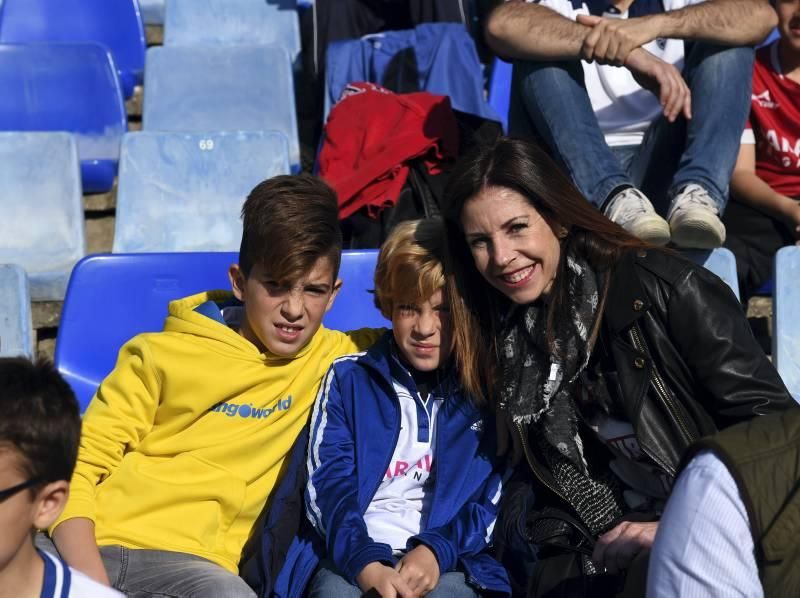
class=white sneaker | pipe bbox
[604,187,671,246]
[667,184,726,249]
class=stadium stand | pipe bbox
[0,132,85,301]
[0,42,126,194]
[113,131,291,253]
[773,246,800,402]
[0,264,34,359]
[55,250,387,411]
[488,57,512,133]
[0,0,146,99]
[164,0,301,66]
[684,248,741,300]
[142,45,300,172]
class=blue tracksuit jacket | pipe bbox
[273,332,510,596]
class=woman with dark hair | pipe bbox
[441,136,795,595]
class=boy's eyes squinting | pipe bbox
[304,285,329,296]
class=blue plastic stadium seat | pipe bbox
[0,0,145,99]
[164,0,301,66]
[113,131,290,253]
[488,57,512,134]
[140,0,165,25]
[0,43,127,193]
[56,250,386,410]
[143,45,300,172]
[684,248,741,300]
[0,132,85,301]
[0,264,34,359]
[773,246,800,403]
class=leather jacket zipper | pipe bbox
[629,323,694,449]
[515,421,569,505]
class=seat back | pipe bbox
[684,248,740,300]
[55,250,386,410]
[0,43,126,193]
[113,131,290,253]
[488,57,512,133]
[0,264,33,358]
[143,45,299,171]
[0,0,145,98]
[0,132,85,300]
[164,0,301,65]
[773,246,800,402]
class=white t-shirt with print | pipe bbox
[525,0,705,146]
[363,378,443,551]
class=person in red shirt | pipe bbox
[724,0,800,300]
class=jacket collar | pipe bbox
[603,249,652,334]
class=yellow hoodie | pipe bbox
[54,291,380,573]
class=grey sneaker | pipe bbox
[667,184,726,249]
[604,187,671,246]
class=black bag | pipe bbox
[525,508,622,598]
[495,479,623,598]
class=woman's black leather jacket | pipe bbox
[593,248,795,477]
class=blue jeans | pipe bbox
[36,535,255,598]
[307,561,480,597]
[510,42,754,215]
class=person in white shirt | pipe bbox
[0,358,122,598]
[486,0,777,249]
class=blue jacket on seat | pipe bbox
[325,22,500,123]
[273,332,510,596]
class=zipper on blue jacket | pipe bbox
[364,381,403,513]
[422,403,444,531]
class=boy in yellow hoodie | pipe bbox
[45,175,379,597]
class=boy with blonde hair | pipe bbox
[275,219,510,597]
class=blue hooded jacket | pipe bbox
[273,333,510,596]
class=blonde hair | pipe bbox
[374,219,485,406]
[374,219,446,319]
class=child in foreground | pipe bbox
[46,175,380,597]
[0,358,121,598]
[275,219,510,597]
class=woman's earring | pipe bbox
[558,227,568,239]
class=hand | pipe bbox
[625,48,691,122]
[356,562,414,598]
[396,545,440,596]
[495,408,523,466]
[577,14,660,65]
[592,521,658,574]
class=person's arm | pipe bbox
[665,262,796,426]
[646,451,764,597]
[645,0,776,46]
[487,0,775,66]
[730,142,800,239]
[51,519,111,586]
[485,0,592,61]
[50,337,161,580]
[304,364,395,587]
[578,0,775,66]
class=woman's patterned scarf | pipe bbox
[498,252,600,471]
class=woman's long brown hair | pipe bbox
[442,137,655,404]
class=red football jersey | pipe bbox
[745,42,800,198]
